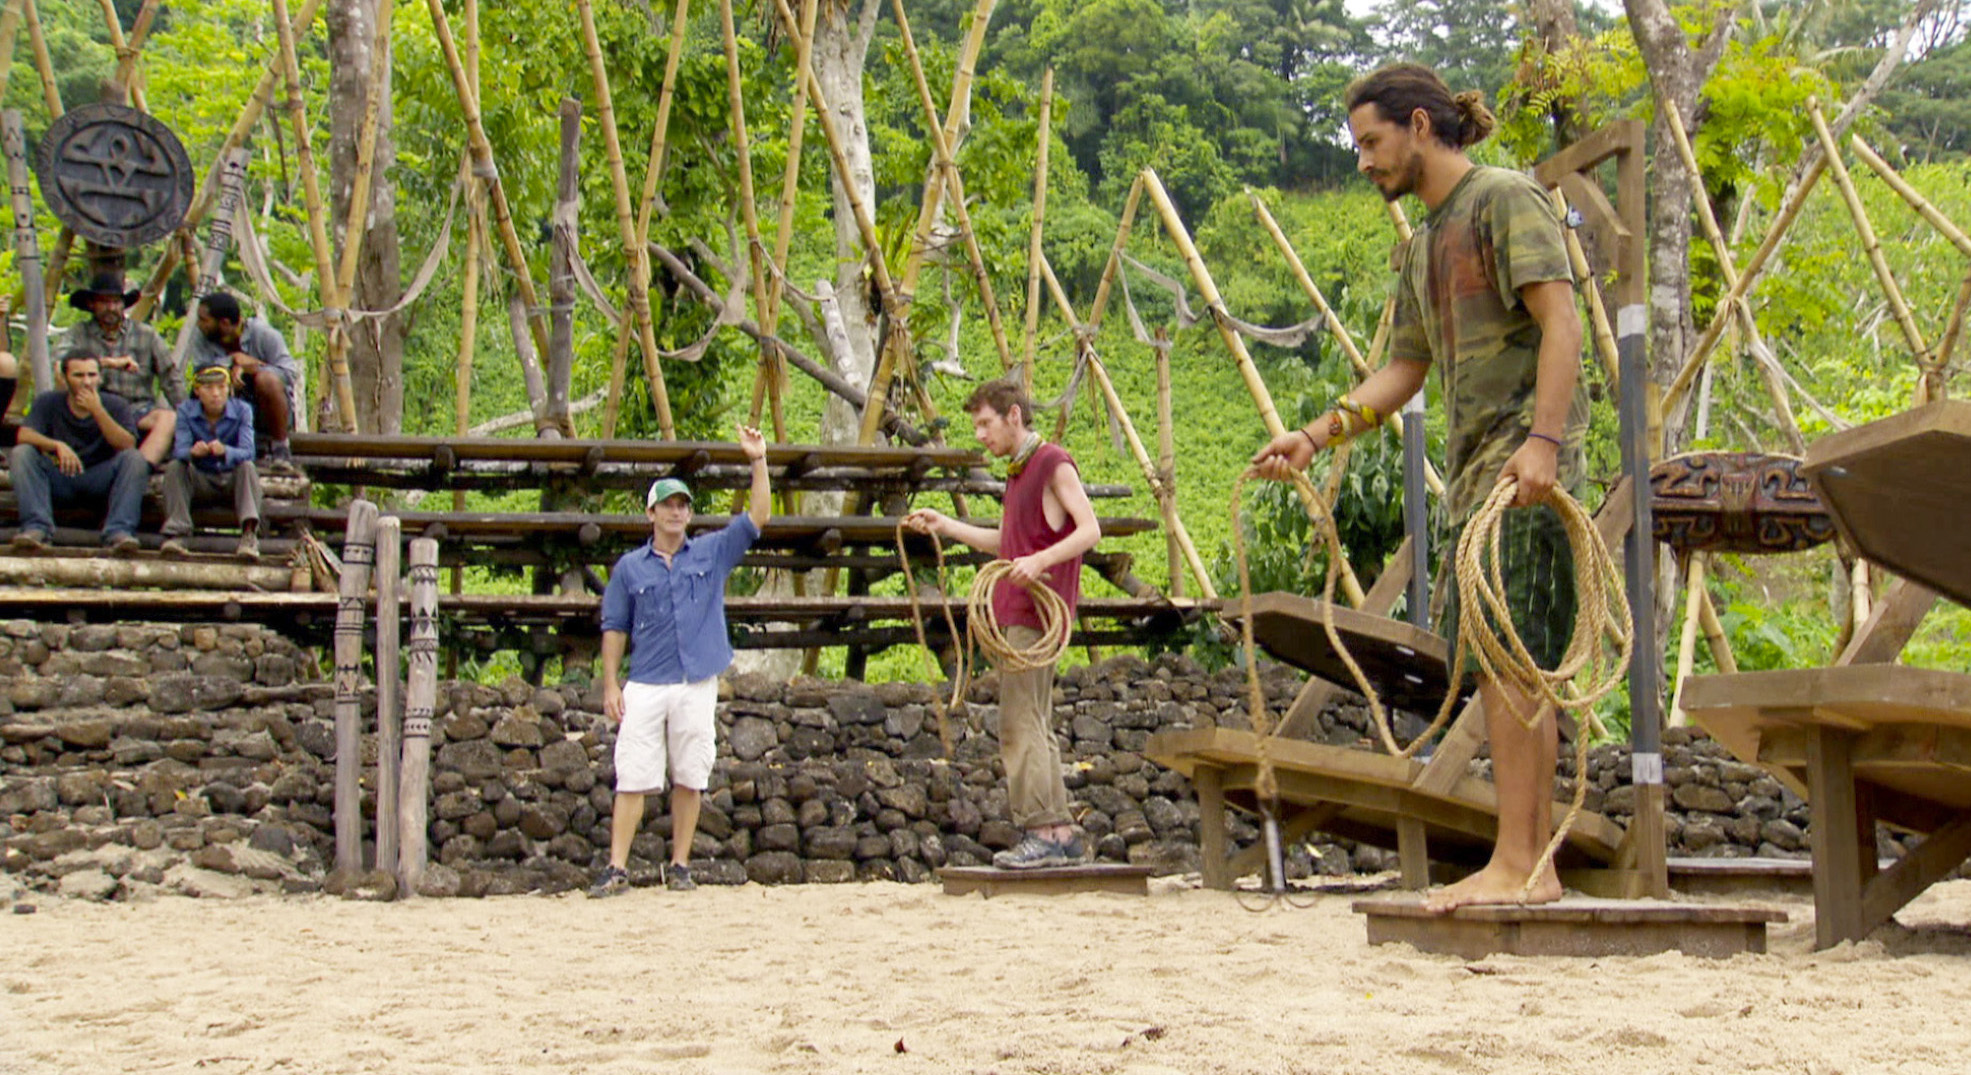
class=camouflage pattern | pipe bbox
[1433,503,1578,673]
[1388,166,1589,522]
[58,317,181,412]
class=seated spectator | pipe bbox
[190,291,300,472]
[10,355,149,554]
[59,274,179,467]
[159,367,262,560]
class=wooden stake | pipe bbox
[373,515,403,875]
[1245,188,1446,500]
[575,0,673,440]
[1018,67,1054,392]
[602,0,691,439]
[268,0,360,433]
[398,537,440,893]
[332,499,379,875]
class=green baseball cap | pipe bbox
[645,477,693,508]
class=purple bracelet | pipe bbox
[1527,431,1564,449]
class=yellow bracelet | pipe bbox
[1336,395,1382,429]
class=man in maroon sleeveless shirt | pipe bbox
[906,380,1103,868]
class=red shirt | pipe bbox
[992,441,1083,630]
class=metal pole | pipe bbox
[1401,393,1430,628]
[1617,304,1665,895]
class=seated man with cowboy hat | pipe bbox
[58,273,178,467]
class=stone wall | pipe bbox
[2,619,1851,902]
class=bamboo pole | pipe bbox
[1849,136,1971,259]
[1667,554,1706,728]
[896,0,998,299]
[421,0,550,361]
[1084,175,1146,332]
[545,97,581,435]
[93,0,150,111]
[3,111,48,390]
[268,0,360,433]
[602,0,691,439]
[1808,100,1933,374]
[718,0,783,441]
[109,0,160,95]
[332,499,379,876]
[1245,189,1447,500]
[1662,100,1806,454]
[1696,582,1737,675]
[890,0,1013,372]
[1018,67,1054,393]
[452,162,479,592]
[1663,155,1832,414]
[331,0,394,307]
[575,0,673,441]
[398,537,439,893]
[20,0,58,119]
[1546,187,1622,392]
[1934,265,1971,398]
[1040,256,1217,599]
[0,554,298,590]
[373,515,403,875]
[1156,326,1179,597]
[748,0,818,442]
[0,1,22,102]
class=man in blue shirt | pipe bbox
[590,425,770,896]
[159,367,264,560]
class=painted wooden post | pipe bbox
[373,515,403,875]
[398,537,440,893]
[332,499,378,875]
[2,110,47,389]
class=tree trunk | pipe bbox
[1525,0,1582,151]
[810,0,883,460]
[327,0,406,436]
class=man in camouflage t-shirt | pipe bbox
[1253,63,1586,912]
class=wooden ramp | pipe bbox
[1226,592,1467,715]
[1683,665,1971,948]
[1355,896,1785,959]
[939,864,1152,897]
[1803,400,1971,608]
[1146,728,1623,889]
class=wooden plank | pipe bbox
[1396,815,1429,890]
[1226,592,1462,716]
[1802,400,1971,608]
[1273,536,1413,741]
[1806,726,1868,948]
[1194,764,1229,891]
[269,506,1162,546]
[1859,808,1971,935]
[292,431,983,469]
[1355,895,1781,959]
[1837,577,1939,666]
[939,864,1152,898]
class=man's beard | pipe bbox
[1370,151,1423,202]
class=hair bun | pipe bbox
[1452,90,1497,146]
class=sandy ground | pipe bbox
[5,875,1971,1075]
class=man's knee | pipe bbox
[9,442,38,471]
[145,407,176,434]
[114,449,151,479]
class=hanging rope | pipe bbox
[897,522,1074,758]
[1230,449,1631,902]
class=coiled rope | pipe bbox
[898,522,1073,757]
[1232,447,1631,900]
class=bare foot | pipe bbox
[1422,862,1562,913]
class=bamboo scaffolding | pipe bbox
[575,0,673,441]
[373,515,403,875]
[1662,100,1806,454]
[1037,256,1216,599]
[718,0,783,441]
[1016,68,1055,393]
[1084,176,1145,332]
[93,0,151,111]
[1663,156,1832,414]
[0,2,22,102]
[1808,100,1934,381]
[748,0,819,444]
[268,0,359,433]
[1545,187,1622,392]
[1936,266,1971,393]
[398,537,439,892]
[602,0,691,439]
[331,0,393,315]
[20,0,57,119]
[896,0,997,299]
[108,0,160,95]
[1139,170,1367,606]
[891,0,1013,372]
[1667,553,1707,727]
[332,499,379,875]
[421,0,550,362]
[1849,136,1971,259]
[1155,324,1179,597]
[131,0,328,322]
[1245,188,1446,500]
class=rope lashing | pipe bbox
[898,522,1073,757]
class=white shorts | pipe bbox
[614,678,719,794]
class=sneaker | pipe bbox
[587,865,629,899]
[666,863,696,892]
[263,443,300,476]
[236,532,260,560]
[158,538,190,559]
[11,529,48,552]
[106,533,141,557]
[992,832,1074,871]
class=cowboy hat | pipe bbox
[68,273,141,312]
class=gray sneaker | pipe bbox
[993,832,1073,871]
[11,529,48,552]
[666,863,696,891]
[235,532,260,560]
[587,865,629,899]
[159,537,191,559]
[106,533,141,557]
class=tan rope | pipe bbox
[898,523,1074,757]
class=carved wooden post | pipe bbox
[2,111,48,388]
[333,499,379,875]
[373,515,403,875]
[398,537,440,893]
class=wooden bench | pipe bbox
[1355,895,1786,958]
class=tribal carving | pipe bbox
[1650,452,1835,555]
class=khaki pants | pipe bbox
[161,460,263,536]
[998,624,1071,830]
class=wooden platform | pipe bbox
[939,864,1153,897]
[1683,665,1971,948]
[1224,591,1466,715]
[1147,727,1622,888]
[1355,896,1785,958]
[1802,400,1971,608]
